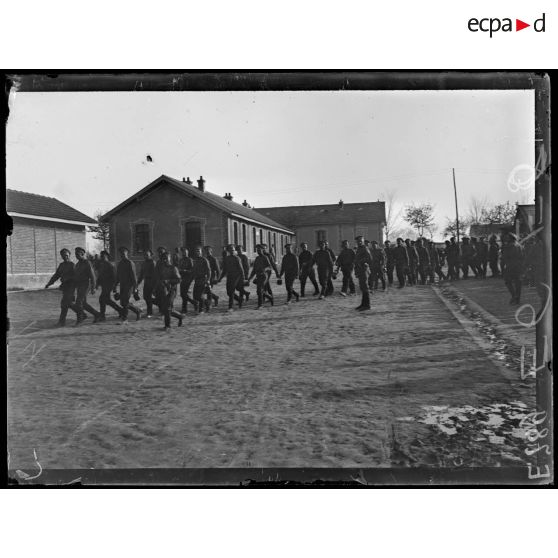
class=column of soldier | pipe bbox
[44,233,525,331]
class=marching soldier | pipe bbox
[235,245,251,301]
[488,236,500,277]
[261,243,279,304]
[323,240,336,295]
[335,239,356,296]
[460,237,476,279]
[45,248,76,326]
[369,240,386,291]
[384,240,395,286]
[137,249,157,317]
[415,238,431,285]
[501,232,524,305]
[154,249,183,331]
[191,246,212,313]
[427,240,446,283]
[96,250,123,321]
[470,237,483,277]
[178,248,197,313]
[204,246,221,307]
[393,238,409,288]
[404,239,418,285]
[115,247,141,324]
[446,237,461,280]
[476,236,488,278]
[298,242,320,297]
[279,243,300,303]
[72,247,101,325]
[219,244,245,311]
[249,244,273,309]
[313,240,334,300]
[354,236,372,310]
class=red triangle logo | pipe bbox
[516,19,530,31]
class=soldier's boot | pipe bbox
[57,307,68,326]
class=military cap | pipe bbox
[75,246,86,254]
[118,246,129,252]
[100,250,110,257]
[284,243,292,248]
[371,240,378,245]
[60,248,71,256]
[354,235,363,241]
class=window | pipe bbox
[252,227,257,250]
[233,222,239,245]
[134,223,150,254]
[184,221,202,254]
[273,232,277,254]
[242,224,247,250]
[316,229,327,246]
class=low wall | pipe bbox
[7,273,52,291]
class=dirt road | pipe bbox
[7,279,536,471]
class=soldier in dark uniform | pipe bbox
[501,232,524,304]
[446,237,461,280]
[154,250,183,331]
[249,244,272,309]
[354,236,372,310]
[313,240,334,300]
[428,241,446,283]
[219,244,246,311]
[204,246,221,307]
[298,242,319,297]
[384,240,395,286]
[476,237,488,278]
[172,247,181,267]
[96,250,123,321]
[393,238,409,288]
[191,246,212,313]
[72,246,101,325]
[235,245,251,302]
[323,240,336,295]
[404,239,418,285]
[177,248,197,313]
[279,243,300,304]
[137,249,157,317]
[415,238,431,285]
[470,237,483,277]
[369,240,386,291]
[115,247,141,323]
[460,237,476,279]
[45,248,76,326]
[488,236,500,277]
[335,239,356,296]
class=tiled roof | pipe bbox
[7,189,96,224]
[254,201,386,228]
[103,175,294,234]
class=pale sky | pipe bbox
[7,89,535,235]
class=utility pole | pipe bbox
[452,167,460,243]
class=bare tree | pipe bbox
[467,195,491,225]
[88,210,111,252]
[403,203,435,237]
[482,201,516,224]
[381,189,403,241]
[443,217,470,238]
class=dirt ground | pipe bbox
[7,277,536,471]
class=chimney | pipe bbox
[184,176,193,186]
[242,200,249,207]
[339,199,344,208]
[223,192,234,201]
[197,176,205,192]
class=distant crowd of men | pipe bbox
[45,231,543,331]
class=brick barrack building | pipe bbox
[7,189,96,290]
